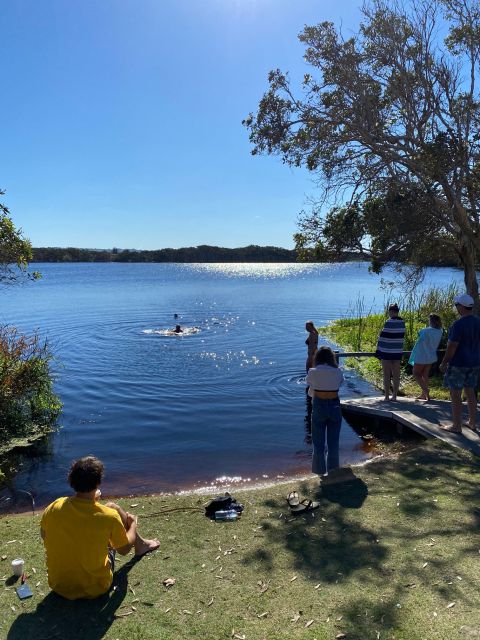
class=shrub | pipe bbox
[0,325,61,454]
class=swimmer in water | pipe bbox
[173,324,183,333]
[174,313,179,319]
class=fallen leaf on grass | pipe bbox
[163,577,176,588]
[11,606,16,612]
[115,611,133,618]
[165,608,171,613]
[447,602,456,608]
[129,586,136,596]
[207,598,214,607]
[1,556,6,560]
[305,619,314,628]
[6,540,16,544]
[231,631,246,640]
[131,606,137,611]
[290,576,298,582]
[422,562,428,568]
[314,584,321,590]
[257,580,269,594]
[257,612,268,618]
[130,503,139,508]
[182,610,193,615]
[336,634,347,639]
[291,612,302,623]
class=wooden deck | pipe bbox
[341,396,480,456]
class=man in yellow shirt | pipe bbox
[41,456,160,600]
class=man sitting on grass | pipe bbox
[41,455,159,600]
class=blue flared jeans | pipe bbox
[311,397,342,475]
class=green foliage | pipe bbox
[0,326,61,454]
[246,0,480,302]
[0,190,39,284]
[32,245,298,263]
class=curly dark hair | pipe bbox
[68,456,104,492]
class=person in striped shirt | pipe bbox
[375,303,406,401]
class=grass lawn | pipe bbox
[2,440,480,640]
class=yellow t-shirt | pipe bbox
[41,497,129,600]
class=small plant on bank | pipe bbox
[0,325,61,456]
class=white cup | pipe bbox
[11,558,24,577]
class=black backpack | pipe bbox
[205,493,244,519]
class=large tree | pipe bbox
[245,0,480,304]
[0,189,37,283]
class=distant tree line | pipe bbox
[31,244,463,266]
[31,245,298,263]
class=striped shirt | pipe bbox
[376,317,406,360]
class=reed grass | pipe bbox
[321,284,461,400]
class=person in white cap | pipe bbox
[439,293,480,433]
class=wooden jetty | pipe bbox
[341,396,480,456]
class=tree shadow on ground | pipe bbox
[244,441,480,638]
[7,556,139,640]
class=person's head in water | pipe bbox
[174,313,179,319]
[314,346,338,368]
[174,324,182,333]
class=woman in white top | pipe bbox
[408,314,443,401]
[306,346,344,477]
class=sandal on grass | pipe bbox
[286,491,300,508]
[290,499,320,516]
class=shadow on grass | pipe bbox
[245,441,480,638]
[7,556,139,640]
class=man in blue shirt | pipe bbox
[440,294,480,433]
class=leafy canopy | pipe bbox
[0,190,38,284]
[245,0,480,298]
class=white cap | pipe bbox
[454,293,474,308]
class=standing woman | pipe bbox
[409,314,443,401]
[375,303,406,401]
[305,321,319,372]
[306,347,344,477]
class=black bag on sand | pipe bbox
[205,492,244,519]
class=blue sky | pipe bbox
[1,0,361,249]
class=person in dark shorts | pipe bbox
[440,294,480,433]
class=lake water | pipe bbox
[0,262,464,507]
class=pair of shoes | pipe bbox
[286,492,319,516]
[463,423,477,432]
[442,425,462,434]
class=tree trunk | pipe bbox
[459,236,480,314]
